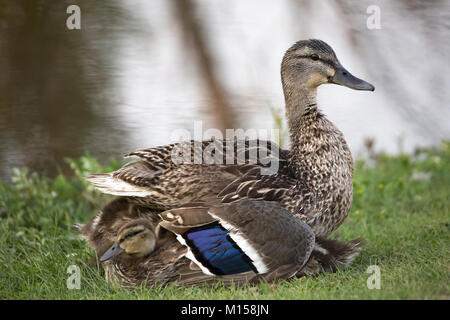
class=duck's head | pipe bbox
[100,219,157,262]
[281,39,374,95]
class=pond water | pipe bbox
[0,0,449,182]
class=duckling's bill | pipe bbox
[100,242,124,262]
[330,65,375,91]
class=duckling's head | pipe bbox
[281,39,374,95]
[100,219,157,262]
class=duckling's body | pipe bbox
[82,39,373,287]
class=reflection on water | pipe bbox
[0,1,133,180]
[0,0,449,182]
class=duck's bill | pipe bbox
[100,242,124,262]
[330,65,375,91]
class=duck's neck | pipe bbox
[284,85,319,150]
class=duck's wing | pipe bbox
[86,139,288,208]
[159,199,315,282]
[218,162,296,204]
[125,138,287,165]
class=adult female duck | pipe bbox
[85,39,374,282]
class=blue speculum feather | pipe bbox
[183,222,257,275]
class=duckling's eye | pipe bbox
[311,54,319,61]
[124,230,143,239]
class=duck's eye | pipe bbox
[311,54,319,61]
[125,231,137,239]
[124,229,143,239]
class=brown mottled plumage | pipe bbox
[81,39,374,287]
[88,139,285,210]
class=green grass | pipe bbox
[0,143,449,300]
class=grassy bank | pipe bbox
[0,142,449,299]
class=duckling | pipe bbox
[77,197,159,262]
[86,39,374,239]
[77,197,184,286]
[99,218,189,287]
[99,219,157,262]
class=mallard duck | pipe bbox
[82,39,373,285]
[87,39,374,238]
[79,197,363,287]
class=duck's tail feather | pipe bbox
[300,237,365,276]
[86,173,153,197]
